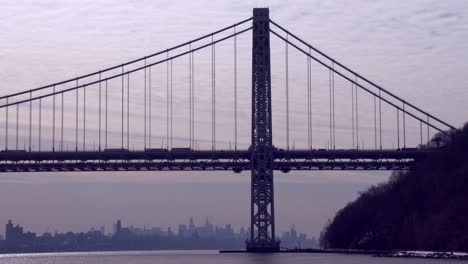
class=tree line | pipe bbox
[320,123,468,251]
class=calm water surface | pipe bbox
[0,251,465,264]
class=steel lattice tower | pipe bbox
[246,8,280,252]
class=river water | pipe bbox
[0,251,464,264]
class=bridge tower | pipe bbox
[247,8,280,252]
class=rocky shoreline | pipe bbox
[376,251,468,260]
[221,248,468,259]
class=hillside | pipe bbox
[319,124,468,251]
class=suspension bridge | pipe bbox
[0,8,456,252]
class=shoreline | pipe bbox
[220,248,468,259]
[376,251,468,260]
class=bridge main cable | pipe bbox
[269,29,450,135]
[0,27,252,109]
[269,19,457,131]
[0,18,253,101]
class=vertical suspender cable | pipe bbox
[285,34,290,150]
[149,65,152,148]
[53,86,56,151]
[328,69,332,149]
[16,104,19,150]
[126,74,129,150]
[403,103,406,148]
[212,35,216,151]
[144,59,147,149]
[170,60,173,150]
[166,52,169,150]
[61,92,64,151]
[332,62,335,149]
[307,57,310,149]
[214,37,217,150]
[374,96,377,150]
[351,82,354,149]
[192,52,195,149]
[307,48,312,150]
[189,43,192,148]
[75,80,78,151]
[397,109,400,150]
[420,121,423,146]
[5,98,8,150]
[234,28,238,150]
[379,89,382,150]
[121,66,124,149]
[83,85,86,151]
[83,85,87,151]
[211,36,214,150]
[98,73,101,151]
[127,74,130,150]
[105,80,108,149]
[214,38,216,150]
[427,116,430,147]
[307,50,311,149]
[29,92,32,151]
[39,98,42,151]
[355,76,359,149]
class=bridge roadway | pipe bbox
[0,149,434,172]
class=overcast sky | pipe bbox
[0,0,467,238]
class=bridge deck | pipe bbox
[0,149,434,172]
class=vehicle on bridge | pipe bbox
[103,148,129,153]
[171,147,192,152]
[144,148,168,152]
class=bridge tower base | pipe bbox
[247,8,280,253]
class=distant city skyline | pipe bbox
[0,170,384,238]
[1,218,317,253]
[2,216,315,239]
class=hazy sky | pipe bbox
[0,0,467,238]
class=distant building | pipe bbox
[115,220,122,235]
[189,217,195,232]
[178,224,188,237]
[0,234,3,240]
[198,219,214,238]
[5,220,36,243]
[129,226,164,237]
[112,219,132,239]
[6,220,22,242]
